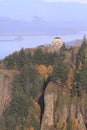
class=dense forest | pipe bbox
[0,37,87,130]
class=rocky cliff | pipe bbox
[0,70,18,116]
[40,82,57,130]
[40,82,87,130]
[0,37,87,130]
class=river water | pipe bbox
[0,33,86,59]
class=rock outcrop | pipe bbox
[40,82,87,130]
[0,70,18,116]
[40,82,57,130]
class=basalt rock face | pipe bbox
[0,38,87,130]
[40,82,57,130]
[40,82,87,130]
[0,70,18,116]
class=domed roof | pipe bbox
[54,37,61,39]
[51,37,63,49]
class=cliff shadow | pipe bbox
[39,79,50,125]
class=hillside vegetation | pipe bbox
[0,37,87,130]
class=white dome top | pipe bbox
[51,37,64,48]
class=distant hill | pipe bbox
[66,39,83,46]
[0,16,87,35]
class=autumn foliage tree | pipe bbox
[37,65,53,80]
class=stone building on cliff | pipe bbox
[51,37,64,49]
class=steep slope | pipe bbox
[40,82,87,130]
[40,37,87,130]
[0,70,18,116]
[0,37,87,130]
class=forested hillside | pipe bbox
[0,37,87,130]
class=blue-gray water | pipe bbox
[0,33,86,59]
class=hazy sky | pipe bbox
[0,0,87,21]
[43,0,87,3]
[0,0,87,59]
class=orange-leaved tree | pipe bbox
[37,65,53,80]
